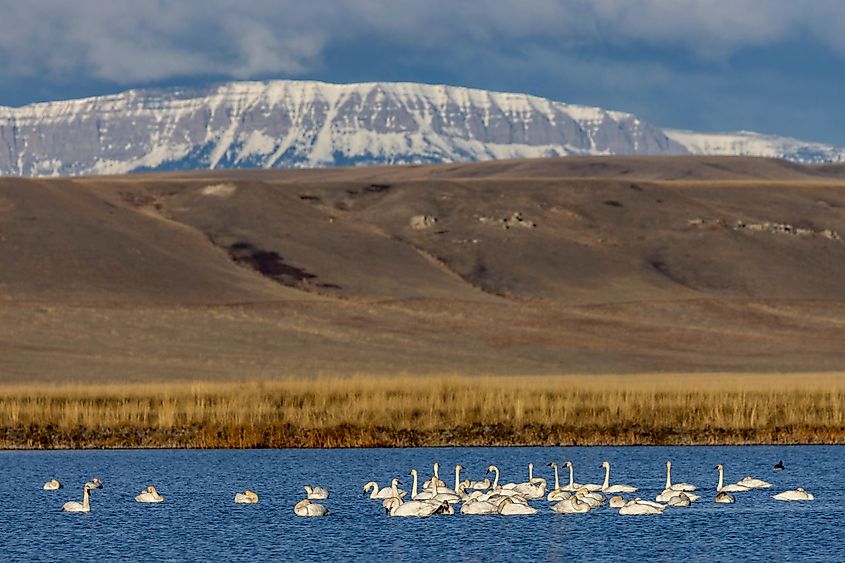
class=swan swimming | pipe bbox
[497,498,538,515]
[560,461,584,492]
[135,485,164,503]
[363,480,405,500]
[714,465,750,493]
[304,485,329,500]
[668,493,692,507]
[773,488,814,501]
[294,499,329,516]
[460,494,499,515]
[715,491,736,504]
[609,495,626,508]
[234,490,259,504]
[664,461,697,491]
[737,476,773,489]
[62,484,96,513]
[551,496,591,514]
[599,461,637,493]
[43,479,62,491]
[656,488,700,503]
[618,499,664,515]
[383,497,448,517]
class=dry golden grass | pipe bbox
[2,373,845,448]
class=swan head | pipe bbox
[148,486,158,494]
[391,478,400,488]
[456,464,465,471]
[433,463,440,474]
[562,461,572,468]
[486,465,497,474]
[666,461,672,468]
[547,461,557,468]
[796,487,805,492]
[295,499,310,510]
[362,481,377,495]
[383,497,400,513]
[714,464,723,471]
[600,461,610,469]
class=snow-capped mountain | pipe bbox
[0,80,841,177]
[665,129,845,163]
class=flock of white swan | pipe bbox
[42,458,813,517]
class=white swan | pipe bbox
[599,461,637,493]
[363,480,405,500]
[62,484,95,513]
[135,485,164,503]
[560,461,584,492]
[384,497,448,517]
[737,476,773,489]
[43,479,62,491]
[714,465,750,492]
[460,494,499,515]
[715,491,735,504]
[664,461,697,491]
[619,499,664,515]
[609,495,626,508]
[546,462,569,501]
[656,487,701,503]
[422,463,446,489]
[773,488,814,501]
[497,498,538,515]
[551,496,591,513]
[234,490,259,504]
[668,493,692,507]
[573,488,604,508]
[304,485,329,499]
[294,499,328,516]
[466,477,491,491]
[503,463,545,497]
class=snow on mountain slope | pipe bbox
[0,81,684,176]
[665,129,845,164]
[0,80,841,177]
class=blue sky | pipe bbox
[1,0,844,145]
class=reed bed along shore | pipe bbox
[2,373,845,448]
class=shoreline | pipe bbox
[3,373,845,449]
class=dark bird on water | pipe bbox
[774,461,785,471]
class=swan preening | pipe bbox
[135,485,164,503]
[62,481,103,512]
[304,486,329,500]
[294,499,329,516]
[234,490,259,504]
[773,488,814,501]
[43,479,62,491]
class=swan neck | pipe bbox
[412,472,418,499]
[553,466,560,490]
[568,464,574,488]
[493,468,500,490]
[528,464,533,481]
[717,467,724,491]
[83,487,90,510]
[455,466,461,491]
[602,465,610,489]
[665,463,672,489]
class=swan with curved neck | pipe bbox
[304,485,329,499]
[235,490,259,504]
[486,465,501,490]
[294,499,328,516]
[364,480,404,499]
[135,485,164,503]
[665,461,697,491]
[600,461,637,493]
[714,465,750,493]
[62,484,94,512]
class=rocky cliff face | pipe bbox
[0,80,841,177]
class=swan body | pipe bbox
[773,488,814,501]
[294,499,328,516]
[600,461,637,493]
[551,496,591,514]
[737,476,773,489]
[62,484,94,513]
[234,490,259,504]
[304,485,329,500]
[135,485,164,503]
[460,498,499,514]
[497,498,538,515]
[364,481,405,500]
[619,500,664,515]
[43,479,62,491]
[664,461,697,491]
[656,489,700,503]
[422,463,446,489]
[383,497,448,517]
[714,465,750,492]
[668,493,692,507]
[609,495,626,508]
[715,491,735,504]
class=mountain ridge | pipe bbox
[0,80,842,177]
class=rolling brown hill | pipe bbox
[3,156,845,382]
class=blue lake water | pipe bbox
[0,446,841,562]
